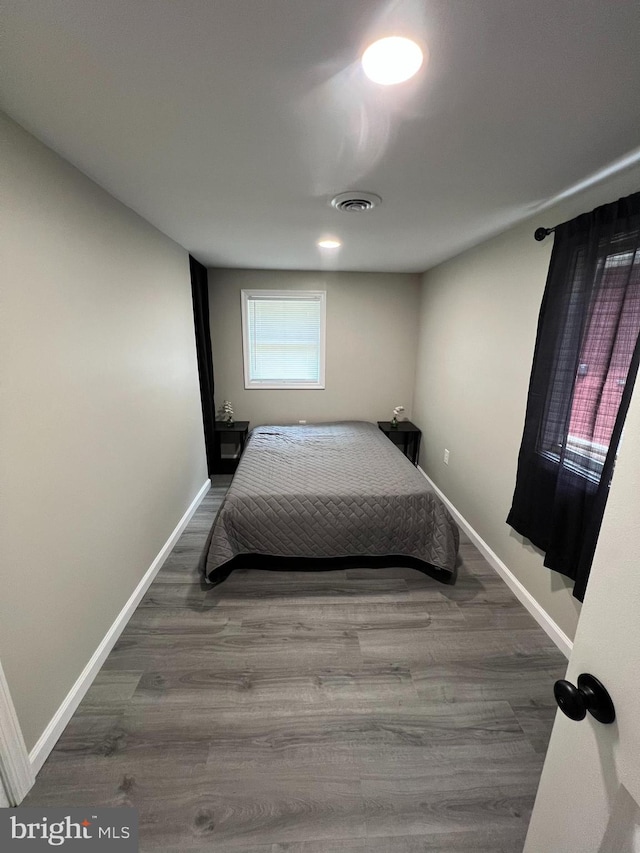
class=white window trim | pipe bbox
[241,289,326,390]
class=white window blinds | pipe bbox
[241,290,326,389]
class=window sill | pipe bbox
[538,449,602,485]
[244,383,325,390]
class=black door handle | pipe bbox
[553,673,615,724]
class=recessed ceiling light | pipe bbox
[317,239,342,249]
[361,36,424,85]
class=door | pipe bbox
[524,388,640,851]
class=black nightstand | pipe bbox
[377,421,422,466]
[214,421,250,474]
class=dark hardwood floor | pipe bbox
[22,477,567,852]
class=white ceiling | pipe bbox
[2,0,640,272]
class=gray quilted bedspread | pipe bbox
[202,421,459,577]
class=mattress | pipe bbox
[200,421,459,581]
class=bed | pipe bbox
[200,421,460,585]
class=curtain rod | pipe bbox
[534,226,556,241]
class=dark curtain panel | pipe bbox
[507,192,640,600]
[189,255,217,475]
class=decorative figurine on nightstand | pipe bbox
[220,400,235,426]
[391,405,404,428]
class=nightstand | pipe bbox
[214,421,250,474]
[377,421,422,466]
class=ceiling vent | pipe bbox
[330,191,382,213]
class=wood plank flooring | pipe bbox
[22,477,567,851]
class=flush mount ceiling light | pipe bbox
[361,36,424,85]
[330,191,382,213]
[317,238,342,249]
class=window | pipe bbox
[241,290,326,389]
[538,244,640,483]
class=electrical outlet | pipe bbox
[443,449,450,465]
[298,420,307,424]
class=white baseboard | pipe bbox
[418,467,573,660]
[0,660,35,805]
[28,479,211,777]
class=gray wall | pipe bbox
[208,268,421,426]
[413,166,640,643]
[0,113,208,751]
